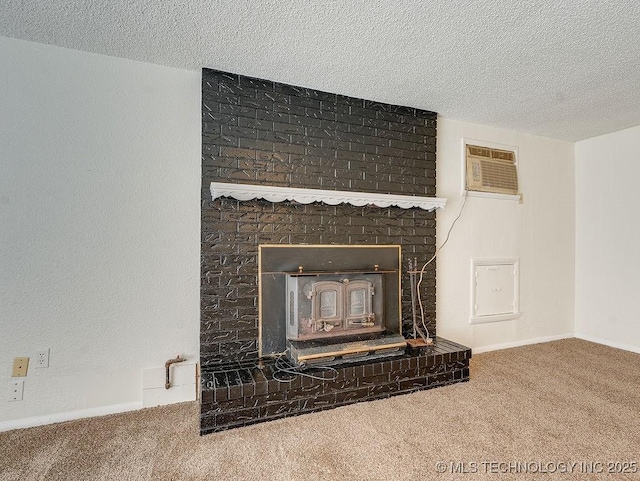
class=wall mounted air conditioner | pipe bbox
[466,144,518,195]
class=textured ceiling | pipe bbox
[2,0,639,141]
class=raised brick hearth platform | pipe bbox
[200,337,471,434]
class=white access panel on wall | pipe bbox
[470,258,521,324]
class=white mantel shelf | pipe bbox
[210,182,447,211]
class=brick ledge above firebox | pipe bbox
[210,182,447,211]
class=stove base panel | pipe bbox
[288,334,406,368]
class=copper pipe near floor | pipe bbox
[165,355,186,389]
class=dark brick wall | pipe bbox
[201,68,438,368]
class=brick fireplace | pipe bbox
[200,69,471,434]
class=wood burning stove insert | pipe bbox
[286,272,385,340]
[259,245,406,367]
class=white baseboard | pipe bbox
[0,401,142,433]
[574,332,640,355]
[472,333,575,354]
[142,362,198,408]
[3,334,634,433]
[1,363,200,433]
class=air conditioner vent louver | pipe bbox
[466,144,518,195]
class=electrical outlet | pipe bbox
[35,349,50,368]
[8,380,24,401]
[12,357,29,377]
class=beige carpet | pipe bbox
[2,338,640,480]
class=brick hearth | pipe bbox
[201,338,470,434]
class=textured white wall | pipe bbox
[0,37,201,426]
[436,118,575,352]
[0,34,584,427]
[575,125,640,353]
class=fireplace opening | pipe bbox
[259,245,406,367]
